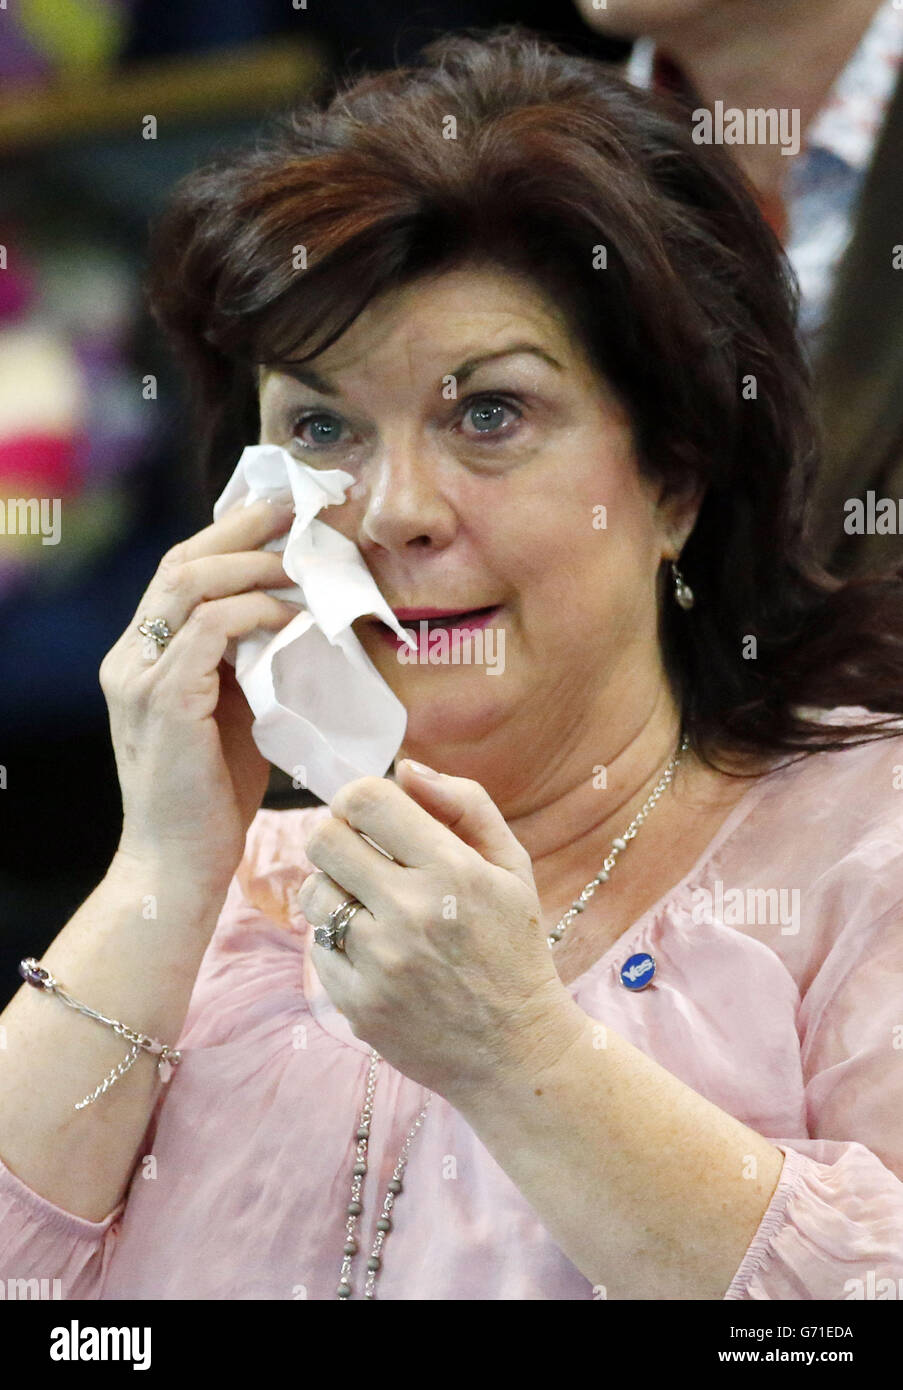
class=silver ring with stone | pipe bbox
[313,898,362,952]
[138,616,175,651]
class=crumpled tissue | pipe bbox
[212,444,416,803]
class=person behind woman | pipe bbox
[0,28,901,1300]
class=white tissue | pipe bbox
[211,444,416,803]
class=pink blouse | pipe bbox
[2,706,902,1300]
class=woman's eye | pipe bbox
[290,413,346,448]
[460,396,521,438]
[286,397,522,451]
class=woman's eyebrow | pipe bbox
[265,342,563,398]
[268,362,337,395]
[451,343,563,384]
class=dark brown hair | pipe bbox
[144,26,903,774]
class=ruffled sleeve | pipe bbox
[725,879,903,1299]
[0,1160,124,1298]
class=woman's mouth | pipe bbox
[373,605,503,648]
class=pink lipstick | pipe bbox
[374,605,503,648]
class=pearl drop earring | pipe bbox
[671,560,695,610]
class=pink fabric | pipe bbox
[2,705,903,1299]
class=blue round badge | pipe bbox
[619,952,656,991]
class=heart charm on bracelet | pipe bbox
[157,1050,182,1084]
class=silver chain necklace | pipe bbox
[334,732,690,1298]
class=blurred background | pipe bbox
[0,2,627,1004]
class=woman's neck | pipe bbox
[406,678,689,901]
[396,668,769,905]
[504,686,687,902]
[511,722,769,929]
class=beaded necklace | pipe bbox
[334,734,689,1298]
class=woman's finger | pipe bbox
[394,761,535,881]
[326,776,467,872]
[147,591,301,696]
[130,547,297,654]
[329,770,532,881]
[169,497,295,563]
[300,871,373,976]
[302,817,406,919]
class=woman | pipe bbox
[1,28,902,1301]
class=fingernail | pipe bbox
[402,759,440,778]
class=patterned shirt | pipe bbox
[626,4,903,348]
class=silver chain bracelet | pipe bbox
[18,958,182,1111]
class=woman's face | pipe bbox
[258,264,697,761]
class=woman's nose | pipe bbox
[357,438,457,552]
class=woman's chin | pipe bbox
[394,679,510,747]
[353,622,514,745]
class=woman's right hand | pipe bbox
[99,498,302,891]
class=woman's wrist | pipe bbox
[108,840,235,922]
[442,984,592,1116]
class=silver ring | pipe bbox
[313,897,362,952]
[332,902,361,952]
[138,616,175,651]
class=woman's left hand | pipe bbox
[298,760,585,1102]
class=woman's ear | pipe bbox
[655,477,706,555]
